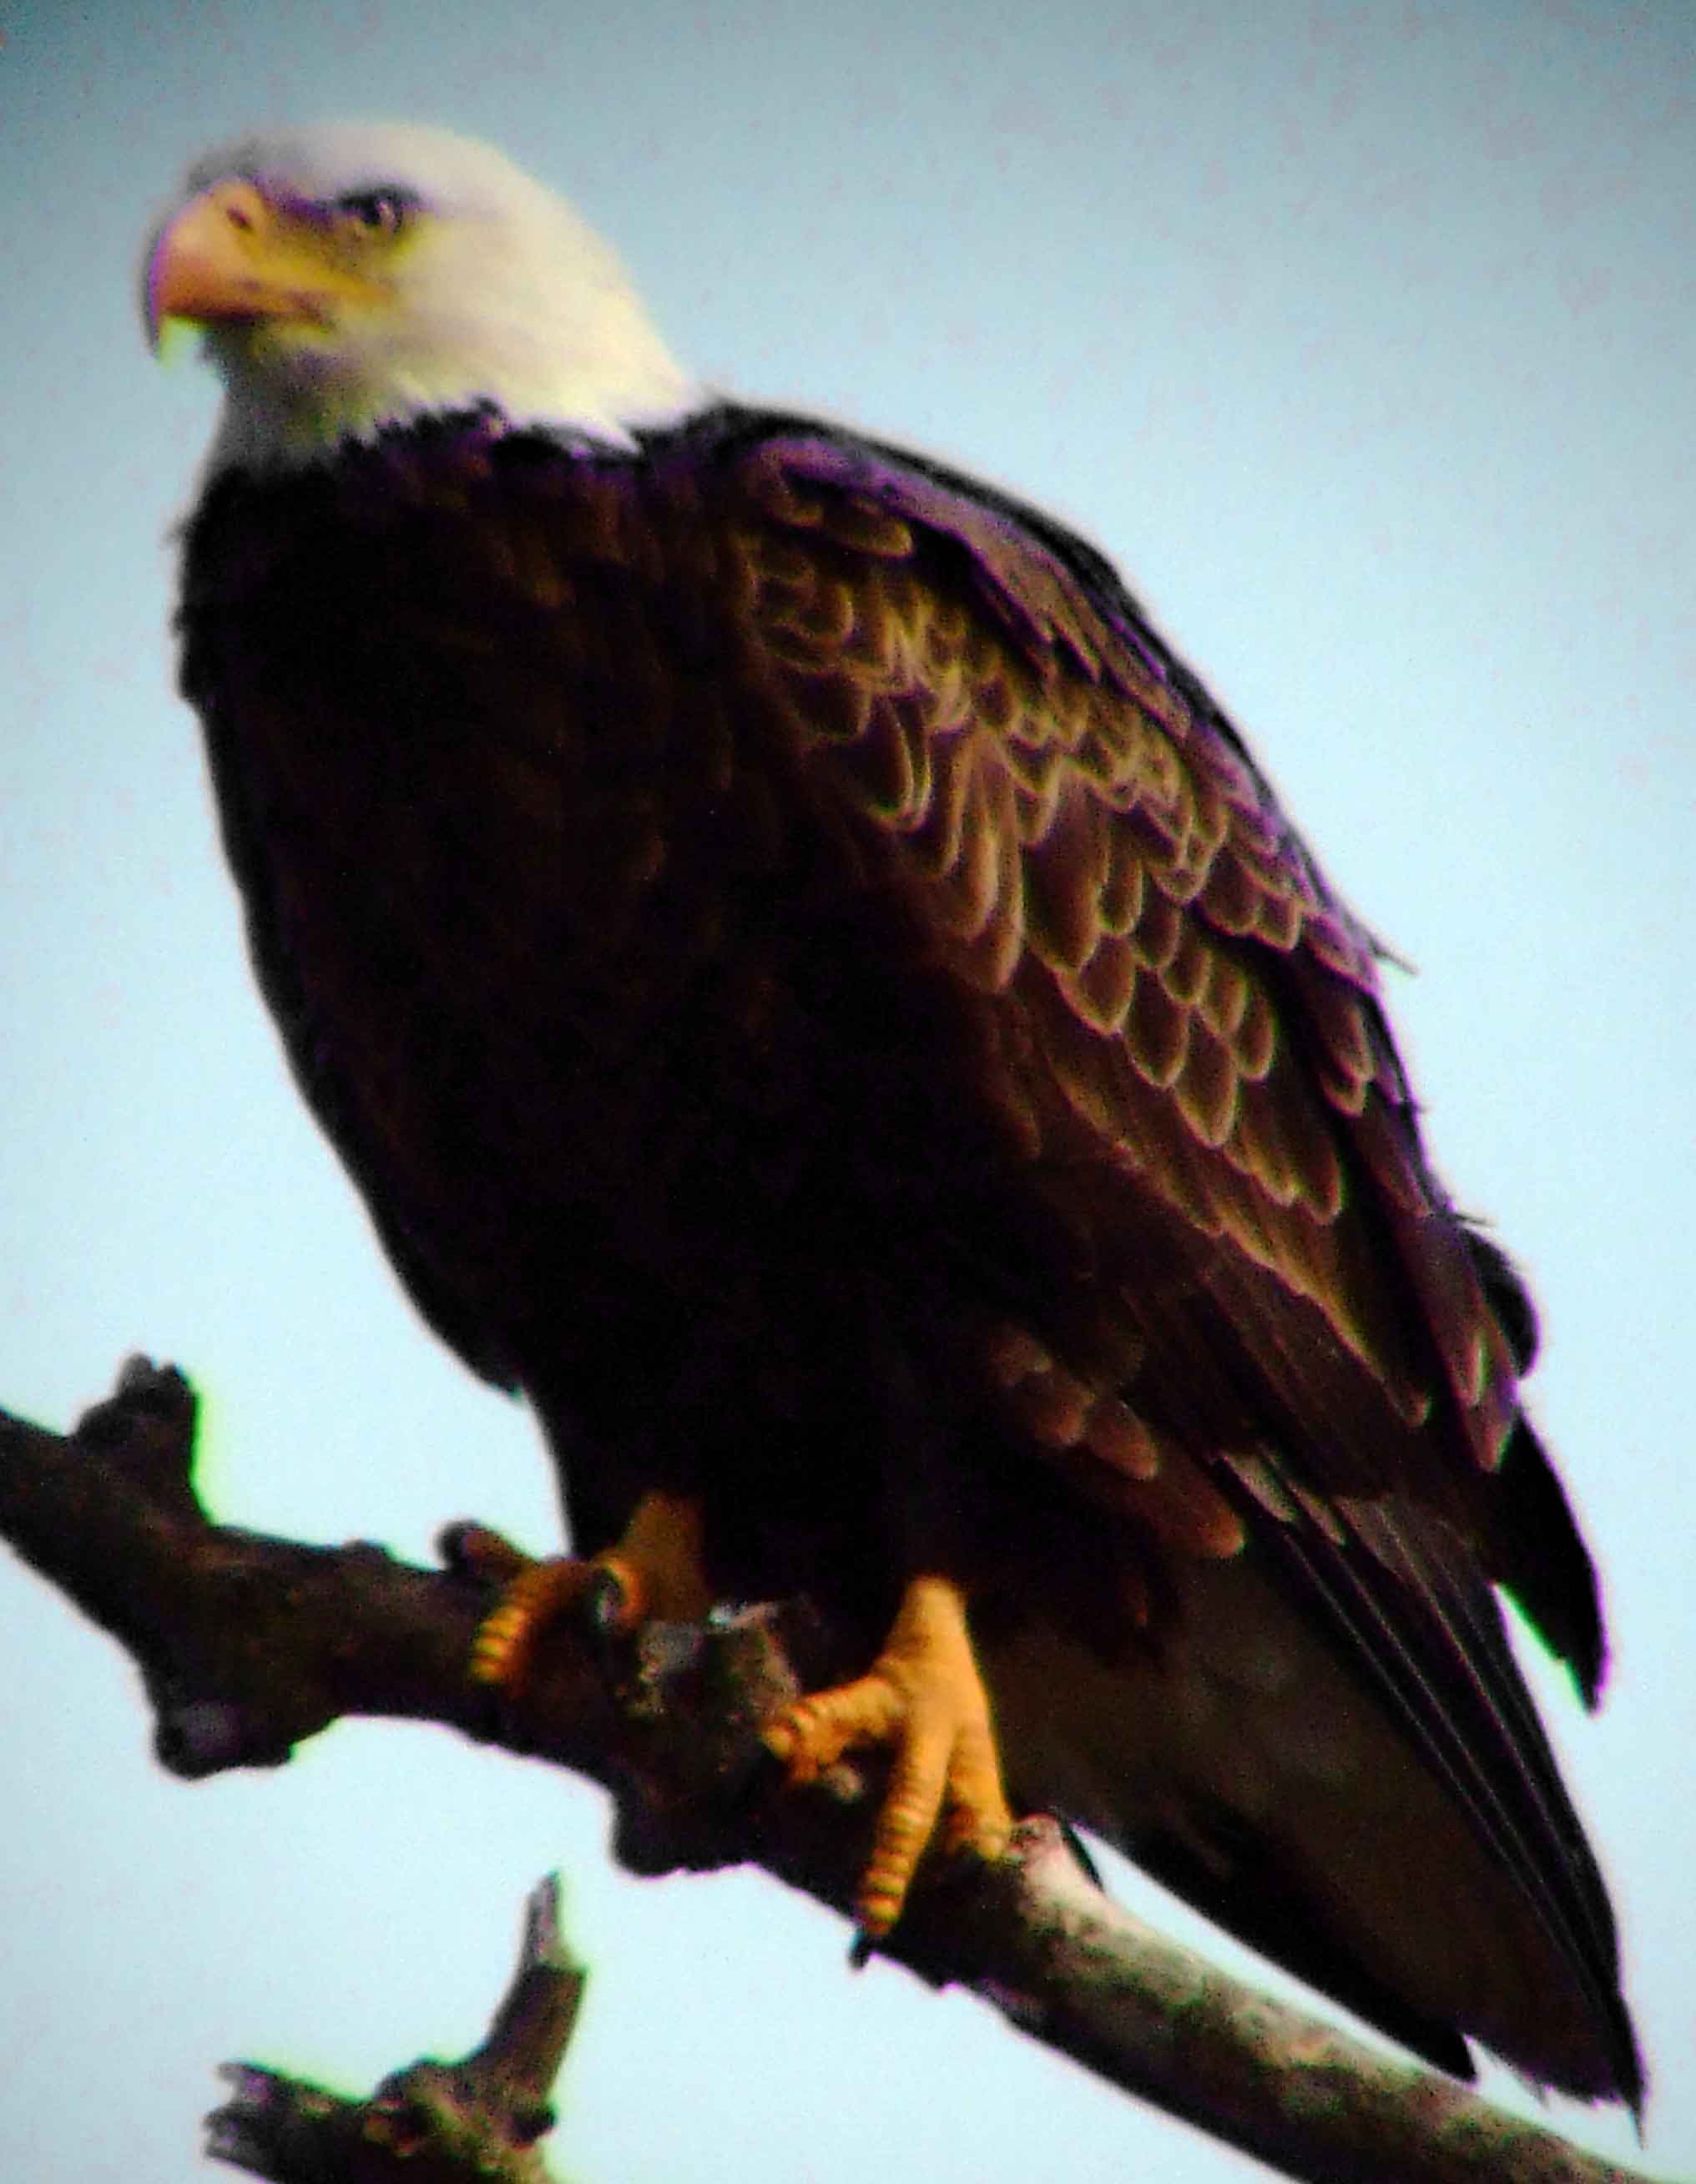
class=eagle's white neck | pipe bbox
[202,305,702,473]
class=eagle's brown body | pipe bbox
[175,402,1639,2101]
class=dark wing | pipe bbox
[721,420,1638,2101]
[728,423,1551,1546]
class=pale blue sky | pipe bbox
[3,4,1693,2179]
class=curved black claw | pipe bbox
[583,1560,637,1639]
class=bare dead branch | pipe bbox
[0,1359,1664,2184]
[205,1874,583,2181]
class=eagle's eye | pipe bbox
[334,189,412,238]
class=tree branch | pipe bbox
[205,1873,583,2181]
[0,1359,1663,2184]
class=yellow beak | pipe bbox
[144,179,383,347]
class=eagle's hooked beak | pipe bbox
[144,178,384,349]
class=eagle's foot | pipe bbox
[763,1574,1013,1938]
[464,1492,710,1694]
[469,1554,618,1690]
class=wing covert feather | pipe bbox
[735,432,1525,1509]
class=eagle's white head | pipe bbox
[144,120,700,470]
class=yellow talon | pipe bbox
[469,1555,602,1686]
[467,1491,710,1694]
[764,1574,1013,1936]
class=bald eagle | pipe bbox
[145,121,1640,2106]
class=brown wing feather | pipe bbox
[736,432,1519,1506]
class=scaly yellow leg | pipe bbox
[468,1490,710,1691]
[764,1574,1014,1937]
